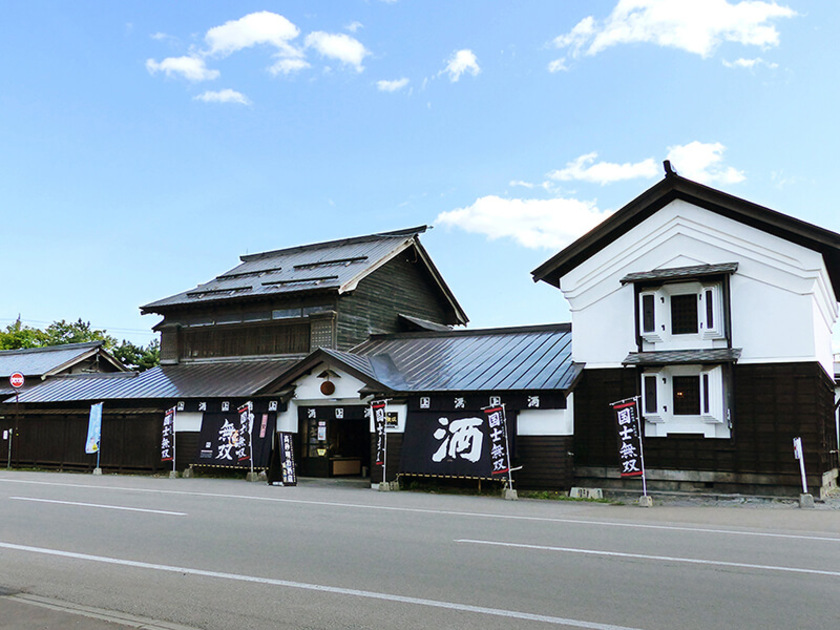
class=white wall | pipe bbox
[516,394,573,436]
[560,200,838,374]
[276,366,373,433]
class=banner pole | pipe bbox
[503,403,514,491]
[635,397,648,498]
[172,408,177,475]
[249,401,255,479]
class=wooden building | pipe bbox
[3,227,468,474]
[532,167,840,497]
[259,324,579,490]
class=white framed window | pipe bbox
[641,365,728,438]
[638,281,726,349]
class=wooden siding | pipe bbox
[370,433,403,483]
[514,435,575,490]
[337,254,454,350]
[2,410,166,473]
[572,363,838,492]
[181,321,310,359]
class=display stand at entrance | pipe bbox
[298,406,370,477]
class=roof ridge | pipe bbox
[361,322,571,344]
[0,341,103,356]
[239,226,428,262]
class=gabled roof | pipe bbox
[6,358,300,404]
[141,226,467,323]
[260,323,579,395]
[532,172,840,295]
[0,341,126,395]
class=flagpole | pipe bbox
[172,407,177,476]
[249,401,254,479]
[634,397,648,498]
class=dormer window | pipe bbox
[625,263,736,350]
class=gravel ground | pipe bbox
[609,486,840,509]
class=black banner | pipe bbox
[278,432,297,485]
[236,403,252,462]
[400,411,501,478]
[372,400,386,466]
[161,407,175,462]
[483,405,510,476]
[612,399,644,477]
[196,411,275,468]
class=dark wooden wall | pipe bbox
[337,254,454,350]
[514,435,575,490]
[572,363,839,490]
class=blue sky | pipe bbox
[2,1,838,347]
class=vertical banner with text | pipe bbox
[85,402,103,455]
[236,402,253,463]
[161,407,176,464]
[372,400,387,466]
[483,405,510,476]
[612,398,644,478]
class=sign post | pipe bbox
[86,402,104,474]
[611,397,649,506]
[371,400,388,490]
[8,373,24,470]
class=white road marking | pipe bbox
[456,539,840,578]
[0,540,645,630]
[2,477,837,543]
[10,497,186,516]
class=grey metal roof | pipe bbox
[622,348,742,366]
[0,342,118,378]
[620,263,739,285]
[140,227,466,326]
[347,323,577,392]
[7,359,301,404]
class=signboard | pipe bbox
[612,399,644,477]
[85,402,103,454]
[161,407,175,462]
[483,405,510,476]
[236,403,253,462]
[196,411,275,468]
[399,411,515,479]
[9,373,24,389]
[279,432,297,485]
[372,400,387,466]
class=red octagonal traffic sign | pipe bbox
[9,372,25,389]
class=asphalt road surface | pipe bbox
[1,471,839,630]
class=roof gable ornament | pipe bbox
[663,160,677,178]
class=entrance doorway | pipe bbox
[298,406,370,477]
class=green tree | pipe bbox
[112,339,160,372]
[43,318,117,348]
[0,318,47,349]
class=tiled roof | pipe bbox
[140,227,465,326]
[6,359,301,404]
[622,348,742,366]
[620,263,739,285]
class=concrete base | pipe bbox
[168,470,179,479]
[245,472,261,483]
[799,493,815,508]
[92,467,102,476]
[182,467,194,478]
[638,495,653,508]
[503,489,518,501]
[378,482,390,492]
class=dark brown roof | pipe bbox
[141,226,467,324]
[622,348,742,366]
[532,173,840,295]
[620,263,739,285]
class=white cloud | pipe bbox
[722,56,778,69]
[554,0,796,59]
[443,49,480,82]
[145,56,219,82]
[305,31,369,71]
[204,11,302,58]
[193,89,251,105]
[269,58,311,76]
[377,78,410,92]
[509,180,536,189]
[346,21,364,33]
[436,195,610,250]
[548,152,658,185]
[665,141,745,184]
[547,58,569,73]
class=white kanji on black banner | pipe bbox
[612,399,644,477]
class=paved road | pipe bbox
[1,471,838,630]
